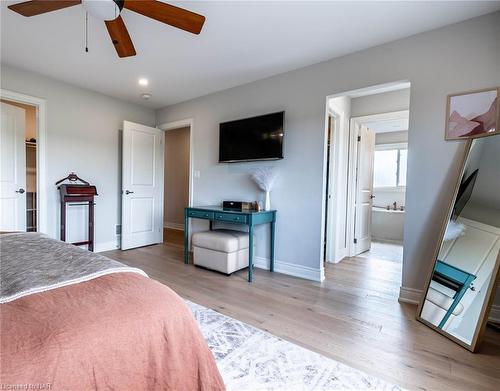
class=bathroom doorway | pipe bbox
[323,82,411,270]
[351,110,409,264]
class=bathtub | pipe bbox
[371,206,405,242]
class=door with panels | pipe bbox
[353,124,375,255]
[0,102,26,231]
[121,121,164,250]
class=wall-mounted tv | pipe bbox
[219,111,284,163]
[452,168,478,220]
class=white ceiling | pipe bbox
[2,1,499,109]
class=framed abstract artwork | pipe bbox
[445,88,499,140]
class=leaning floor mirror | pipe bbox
[417,135,500,352]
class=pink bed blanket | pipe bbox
[0,272,225,390]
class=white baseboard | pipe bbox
[489,304,500,322]
[94,240,120,253]
[164,222,184,231]
[398,286,423,305]
[334,248,348,263]
[254,256,325,282]
[372,238,404,245]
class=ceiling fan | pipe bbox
[7,0,206,58]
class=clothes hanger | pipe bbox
[55,172,90,186]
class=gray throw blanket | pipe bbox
[0,232,147,303]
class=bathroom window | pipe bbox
[373,143,407,188]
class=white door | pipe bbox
[121,121,164,250]
[0,102,26,231]
[353,124,375,255]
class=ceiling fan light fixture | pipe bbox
[8,0,206,59]
[82,0,124,21]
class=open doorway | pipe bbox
[323,82,411,281]
[352,110,409,265]
[0,99,38,232]
[162,125,191,247]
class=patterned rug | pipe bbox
[187,301,403,391]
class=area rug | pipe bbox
[187,301,403,391]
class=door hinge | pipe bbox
[354,238,358,244]
[357,136,361,142]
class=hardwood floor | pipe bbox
[104,229,500,391]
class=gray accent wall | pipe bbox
[156,12,500,295]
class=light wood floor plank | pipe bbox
[103,229,500,391]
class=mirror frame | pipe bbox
[416,138,500,352]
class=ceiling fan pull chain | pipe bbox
[85,11,89,53]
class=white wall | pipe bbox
[156,13,500,291]
[467,135,500,212]
[460,135,500,228]
[351,88,410,118]
[375,130,408,145]
[0,65,155,250]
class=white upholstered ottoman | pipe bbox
[192,229,253,275]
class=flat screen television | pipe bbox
[219,111,284,162]
[452,169,478,220]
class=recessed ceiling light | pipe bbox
[141,93,152,100]
[138,78,149,86]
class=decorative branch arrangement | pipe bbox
[443,220,466,241]
[251,167,278,210]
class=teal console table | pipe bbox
[184,206,276,282]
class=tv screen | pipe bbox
[219,111,284,162]
[452,169,478,219]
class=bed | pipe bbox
[0,232,225,390]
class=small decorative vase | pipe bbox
[265,191,271,211]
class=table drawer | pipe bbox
[188,210,214,219]
[214,212,248,224]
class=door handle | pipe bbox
[16,188,25,194]
[125,190,134,195]
[370,195,375,199]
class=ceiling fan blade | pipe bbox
[105,15,136,58]
[8,0,81,17]
[124,0,205,35]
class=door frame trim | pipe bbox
[324,108,344,264]
[1,89,47,234]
